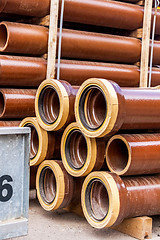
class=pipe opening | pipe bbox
[79,86,107,131]
[39,166,56,204]
[0,24,8,49]
[38,86,60,125]
[0,92,4,116]
[65,129,88,170]
[25,123,39,159]
[107,138,129,172]
[85,179,109,221]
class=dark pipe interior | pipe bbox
[39,166,56,204]
[0,24,8,49]
[79,86,107,131]
[25,123,39,159]
[38,86,60,125]
[107,138,129,172]
[65,130,88,169]
[85,179,109,221]
[0,92,4,116]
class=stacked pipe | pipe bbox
[3,0,160,234]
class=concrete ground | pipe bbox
[10,191,160,240]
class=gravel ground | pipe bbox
[9,191,160,240]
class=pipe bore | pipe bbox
[36,80,79,131]
[0,24,8,50]
[20,117,56,166]
[61,122,105,177]
[75,78,119,138]
[82,172,160,229]
[0,92,5,117]
[36,160,74,211]
[106,136,129,175]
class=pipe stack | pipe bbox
[3,0,160,236]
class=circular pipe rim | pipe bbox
[61,122,97,177]
[81,171,120,229]
[35,79,69,131]
[36,160,65,211]
[75,78,119,138]
[0,22,9,52]
[0,90,6,118]
[20,117,49,166]
[106,135,131,175]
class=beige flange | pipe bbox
[106,135,131,175]
[81,171,120,229]
[20,117,49,166]
[36,160,66,211]
[35,79,69,131]
[61,122,97,177]
[75,78,119,138]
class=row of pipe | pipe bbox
[3,21,160,64]
[3,55,160,87]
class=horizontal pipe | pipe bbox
[0,88,36,119]
[36,79,79,131]
[0,120,20,126]
[106,134,160,175]
[20,117,61,166]
[61,122,106,177]
[0,0,50,17]
[30,166,38,190]
[0,55,47,87]
[75,79,160,138]
[0,22,48,55]
[1,23,160,64]
[59,0,160,34]
[36,160,82,212]
[82,172,160,228]
[56,60,160,87]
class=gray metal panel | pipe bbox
[0,127,30,240]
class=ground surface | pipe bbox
[10,192,160,240]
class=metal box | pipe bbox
[0,127,30,240]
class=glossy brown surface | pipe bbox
[30,166,38,190]
[0,120,20,126]
[0,89,36,119]
[59,0,160,34]
[0,22,48,55]
[106,134,160,175]
[0,55,47,87]
[84,173,160,227]
[0,0,50,17]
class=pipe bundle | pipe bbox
[3,0,160,237]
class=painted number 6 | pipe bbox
[0,175,13,202]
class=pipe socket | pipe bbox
[36,160,81,211]
[106,133,160,176]
[36,79,79,131]
[61,122,106,177]
[0,22,48,56]
[75,78,160,138]
[20,117,61,166]
[0,55,47,87]
[81,172,160,229]
[0,88,36,119]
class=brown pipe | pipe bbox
[82,172,160,228]
[0,0,50,17]
[35,79,79,131]
[61,122,106,177]
[56,60,160,87]
[0,22,48,56]
[75,79,160,138]
[36,160,83,213]
[0,88,36,119]
[1,23,160,64]
[0,55,47,87]
[30,166,38,190]
[0,120,20,127]
[20,117,61,166]
[106,133,160,176]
